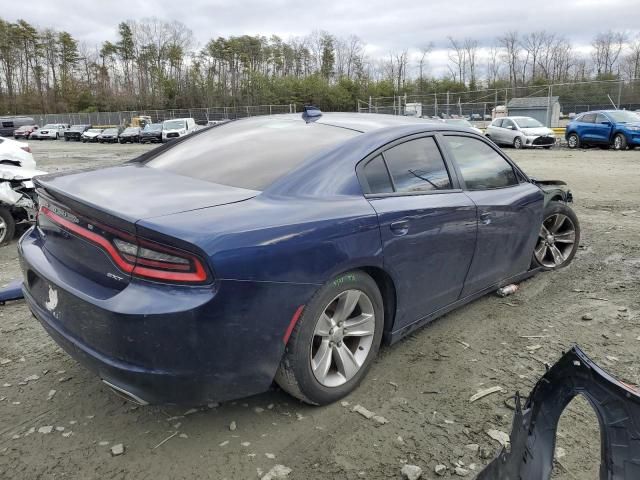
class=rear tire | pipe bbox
[275,270,384,405]
[567,133,580,149]
[532,202,580,270]
[0,208,16,247]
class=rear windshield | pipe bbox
[145,117,359,190]
[144,124,162,132]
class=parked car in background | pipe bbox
[118,127,141,143]
[485,116,555,149]
[64,125,91,142]
[97,127,123,143]
[565,110,640,150]
[443,118,483,135]
[0,116,36,137]
[140,123,163,144]
[0,136,35,169]
[31,123,68,140]
[18,113,579,406]
[162,118,196,142]
[13,125,39,139]
[207,119,230,126]
[81,128,103,143]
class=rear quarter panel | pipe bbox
[136,194,383,285]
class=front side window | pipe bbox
[582,113,596,123]
[492,119,503,128]
[382,137,452,193]
[595,113,609,124]
[443,135,518,190]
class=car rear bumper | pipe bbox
[18,227,316,405]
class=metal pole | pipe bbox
[369,96,372,113]
[617,80,623,109]
[434,93,438,117]
[446,91,450,116]
[547,85,553,127]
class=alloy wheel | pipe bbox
[534,213,577,268]
[0,217,6,243]
[311,289,376,388]
[614,135,623,150]
[514,137,523,149]
[568,135,578,148]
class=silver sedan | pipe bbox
[485,116,556,149]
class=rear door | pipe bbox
[440,134,544,297]
[359,134,477,329]
[486,119,503,144]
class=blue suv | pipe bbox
[565,110,640,150]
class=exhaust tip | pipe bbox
[102,379,149,406]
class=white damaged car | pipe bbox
[485,116,556,149]
[0,138,43,245]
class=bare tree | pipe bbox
[463,38,478,86]
[498,31,520,89]
[447,37,466,84]
[418,43,433,84]
[592,31,627,76]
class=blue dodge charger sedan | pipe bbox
[565,109,640,150]
[18,112,580,405]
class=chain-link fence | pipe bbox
[27,104,297,127]
[358,79,640,127]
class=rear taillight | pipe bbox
[21,145,32,153]
[40,206,209,284]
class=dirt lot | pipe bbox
[1,140,639,479]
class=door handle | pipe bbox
[480,212,492,225]
[390,220,410,235]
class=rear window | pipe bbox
[145,118,359,190]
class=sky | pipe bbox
[3,0,639,76]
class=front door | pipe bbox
[359,135,477,329]
[440,134,544,297]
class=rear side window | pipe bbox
[443,135,518,190]
[363,155,393,193]
[383,137,452,193]
[145,118,358,190]
[582,113,596,123]
[492,119,503,127]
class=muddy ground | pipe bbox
[1,139,639,479]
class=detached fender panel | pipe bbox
[477,346,640,480]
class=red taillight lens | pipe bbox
[40,206,209,284]
[21,145,32,153]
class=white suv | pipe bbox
[31,123,68,140]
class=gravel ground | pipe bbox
[1,140,639,479]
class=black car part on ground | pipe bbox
[477,346,640,479]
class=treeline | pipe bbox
[0,16,639,114]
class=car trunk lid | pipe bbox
[34,164,257,290]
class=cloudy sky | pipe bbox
[3,0,639,75]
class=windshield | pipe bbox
[42,124,57,129]
[606,111,640,123]
[102,128,117,135]
[164,120,186,130]
[445,119,472,127]
[123,128,139,134]
[86,129,102,133]
[144,124,162,132]
[145,117,358,190]
[70,125,87,131]
[514,117,544,128]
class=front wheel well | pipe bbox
[359,266,397,342]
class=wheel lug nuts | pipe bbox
[337,341,342,347]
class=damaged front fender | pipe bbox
[477,346,640,479]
